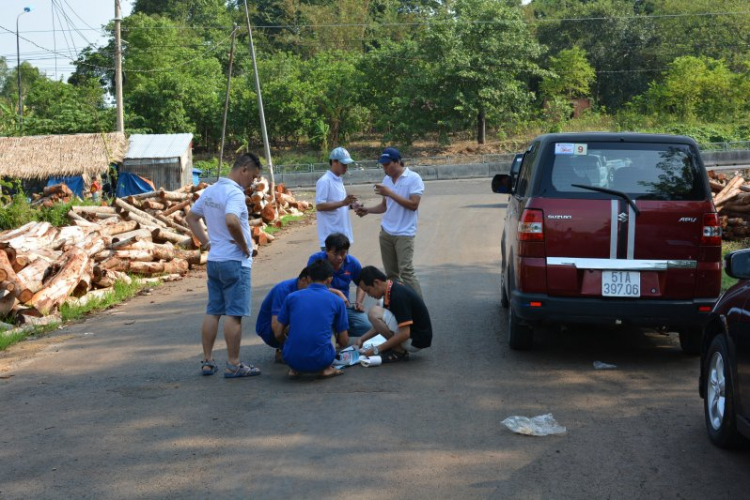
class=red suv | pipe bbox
[493,133,722,352]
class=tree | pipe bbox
[540,47,595,99]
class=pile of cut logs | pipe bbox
[31,183,75,208]
[710,171,750,240]
[0,178,311,324]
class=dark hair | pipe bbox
[359,266,386,286]
[308,259,334,282]
[233,153,261,171]
[325,232,350,252]
[298,266,311,280]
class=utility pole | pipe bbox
[114,0,124,133]
[242,0,276,202]
[16,6,33,128]
[217,25,238,182]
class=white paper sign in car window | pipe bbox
[555,143,588,155]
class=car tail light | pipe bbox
[701,213,722,246]
[518,209,544,242]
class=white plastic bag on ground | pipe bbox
[593,361,617,370]
[502,413,567,436]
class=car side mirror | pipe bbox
[492,174,512,194]
[725,250,750,280]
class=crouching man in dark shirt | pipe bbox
[355,266,432,363]
[274,259,349,379]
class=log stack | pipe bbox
[31,183,74,208]
[0,180,312,320]
[709,171,750,240]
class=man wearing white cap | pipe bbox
[315,147,359,250]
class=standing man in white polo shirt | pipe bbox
[315,147,359,251]
[355,147,424,298]
[186,153,262,378]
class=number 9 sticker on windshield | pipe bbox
[554,143,588,155]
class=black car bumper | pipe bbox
[511,291,717,327]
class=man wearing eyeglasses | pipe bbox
[355,147,424,298]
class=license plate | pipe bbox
[602,271,641,297]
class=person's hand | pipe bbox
[353,301,365,312]
[330,288,349,306]
[355,206,368,217]
[354,338,363,349]
[343,194,358,206]
[374,184,392,197]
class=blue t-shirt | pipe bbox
[278,283,349,372]
[307,252,362,301]
[255,277,298,341]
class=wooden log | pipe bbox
[0,280,15,293]
[72,206,117,215]
[93,269,131,288]
[72,260,95,297]
[139,274,182,285]
[65,288,114,308]
[714,175,745,206]
[162,199,191,216]
[129,258,188,276]
[0,290,17,317]
[0,250,30,301]
[141,199,166,211]
[11,254,29,273]
[68,210,97,227]
[154,213,191,234]
[128,189,161,201]
[160,191,191,203]
[29,247,90,315]
[111,228,153,244]
[152,243,176,261]
[0,221,38,242]
[112,249,155,262]
[16,258,51,295]
[114,198,166,229]
[121,210,164,229]
[124,196,143,208]
[43,183,73,197]
[152,228,194,248]
[98,220,139,237]
[98,257,129,272]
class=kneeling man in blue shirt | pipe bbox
[274,259,349,379]
[255,266,312,363]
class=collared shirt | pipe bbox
[384,280,432,349]
[191,177,252,267]
[307,251,362,302]
[278,283,349,372]
[255,277,298,336]
[315,170,354,247]
[381,168,424,237]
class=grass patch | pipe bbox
[0,320,62,351]
[60,277,158,322]
[722,240,749,292]
[264,213,309,234]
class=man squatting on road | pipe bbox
[315,147,360,251]
[355,266,433,363]
[307,232,372,337]
[274,259,349,379]
[356,147,425,298]
[186,153,262,378]
[254,267,312,362]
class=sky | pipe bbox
[0,0,135,82]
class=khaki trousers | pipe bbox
[379,229,423,298]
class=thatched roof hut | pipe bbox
[0,132,128,180]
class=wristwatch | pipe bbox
[371,345,379,356]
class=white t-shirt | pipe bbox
[381,168,424,237]
[315,170,353,247]
[191,177,252,267]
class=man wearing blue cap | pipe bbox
[355,147,424,298]
[315,147,359,251]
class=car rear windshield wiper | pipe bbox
[571,184,641,216]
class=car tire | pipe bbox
[703,334,747,448]
[678,328,702,355]
[500,270,509,309]
[508,306,533,350]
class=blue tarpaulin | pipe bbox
[192,168,202,186]
[116,172,156,198]
[47,176,84,197]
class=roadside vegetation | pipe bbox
[721,240,747,292]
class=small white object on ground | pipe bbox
[593,361,617,370]
[502,413,567,436]
[360,355,382,367]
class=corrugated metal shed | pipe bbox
[121,133,194,191]
[126,134,193,159]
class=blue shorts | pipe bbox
[206,261,251,317]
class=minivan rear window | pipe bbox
[545,142,705,201]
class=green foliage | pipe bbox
[0,320,61,352]
[0,192,35,231]
[541,47,596,99]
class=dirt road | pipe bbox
[1,178,748,499]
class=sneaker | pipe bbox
[224,362,261,378]
[381,349,410,363]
